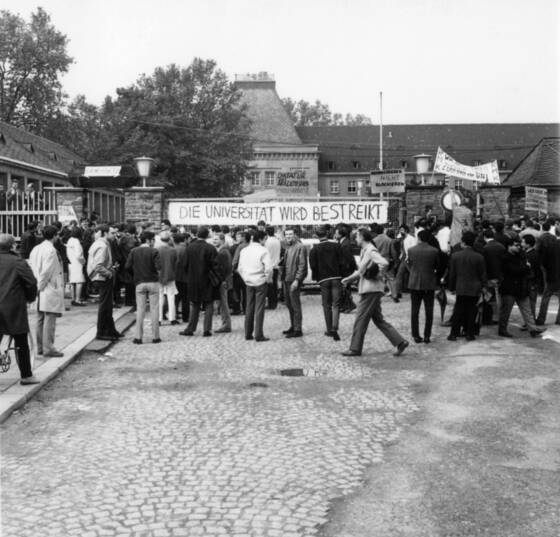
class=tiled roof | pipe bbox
[0,120,86,176]
[236,82,302,145]
[296,124,560,173]
[502,137,560,188]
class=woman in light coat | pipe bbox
[66,227,86,306]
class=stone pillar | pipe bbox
[124,187,165,224]
[404,185,446,226]
[48,187,87,221]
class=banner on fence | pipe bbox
[370,169,406,193]
[434,147,500,184]
[525,186,548,213]
[57,204,78,224]
[168,201,388,226]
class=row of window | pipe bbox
[248,171,276,187]
[328,180,367,194]
[327,159,508,170]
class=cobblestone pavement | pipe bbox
[1,293,427,537]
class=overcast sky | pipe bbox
[5,0,560,124]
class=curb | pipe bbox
[0,309,136,424]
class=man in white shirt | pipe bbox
[238,230,273,342]
[265,226,281,309]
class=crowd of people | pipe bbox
[0,210,559,385]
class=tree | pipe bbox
[0,8,73,132]
[91,59,252,197]
[282,97,371,126]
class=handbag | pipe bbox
[363,261,379,280]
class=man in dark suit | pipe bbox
[483,228,505,324]
[335,224,357,313]
[179,227,219,337]
[536,222,560,325]
[448,231,487,341]
[407,229,440,343]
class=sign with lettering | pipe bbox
[370,169,406,193]
[433,147,500,184]
[57,204,78,224]
[168,201,388,226]
[84,166,122,177]
[525,186,548,213]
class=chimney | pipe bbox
[413,154,432,174]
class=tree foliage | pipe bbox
[0,7,72,132]
[282,97,372,126]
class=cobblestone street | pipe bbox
[2,294,559,536]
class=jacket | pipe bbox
[175,243,189,283]
[339,237,357,277]
[282,240,308,283]
[238,242,272,287]
[185,239,219,303]
[29,240,65,314]
[407,242,440,291]
[500,251,531,298]
[87,238,113,282]
[0,250,37,335]
[125,246,161,286]
[483,240,506,281]
[309,239,343,283]
[157,243,178,285]
[216,245,234,289]
[448,247,487,297]
[346,242,388,295]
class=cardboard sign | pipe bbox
[434,147,500,184]
[57,204,78,224]
[525,186,548,213]
[168,201,388,225]
[370,169,406,193]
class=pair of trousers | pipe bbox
[96,279,117,338]
[36,311,57,354]
[284,281,302,332]
[0,333,32,378]
[341,284,356,311]
[410,290,435,340]
[232,272,246,313]
[217,282,231,330]
[320,279,342,332]
[186,301,213,333]
[124,283,136,307]
[267,269,279,309]
[536,282,560,324]
[393,261,409,297]
[528,283,538,320]
[487,279,502,322]
[450,295,478,338]
[135,282,160,340]
[159,282,177,322]
[245,283,267,338]
[349,292,405,353]
[175,282,190,322]
[499,294,537,332]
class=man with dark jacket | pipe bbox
[407,229,440,343]
[521,234,540,320]
[0,234,39,384]
[214,233,233,333]
[448,231,487,341]
[335,224,357,312]
[179,227,219,337]
[20,221,39,260]
[174,233,190,323]
[536,223,560,325]
[310,225,344,341]
[483,228,506,324]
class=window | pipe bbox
[401,160,408,169]
[347,180,357,193]
[499,160,507,169]
[328,161,336,170]
[250,172,261,186]
[352,160,362,169]
[265,171,275,186]
[330,180,340,194]
[472,160,481,166]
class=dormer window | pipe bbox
[48,151,58,161]
[472,159,481,166]
[499,159,507,169]
[0,133,5,144]
[328,160,336,170]
[22,143,34,153]
[401,160,408,169]
[352,160,361,169]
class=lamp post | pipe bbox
[133,156,154,188]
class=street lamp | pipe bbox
[134,156,154,188]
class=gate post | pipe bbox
[124,187,164,224]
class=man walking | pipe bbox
[341,228,408,357]
[309,225,343,341]
[483,228,505,324]
[335,224,357,313]
[238,230,272,341]
[29,225,65,357]
[281,228,308,338]
[0,234,40,384]
[126,231,162,344]
[157,231,178,325]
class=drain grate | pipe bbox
[279,368,305,377]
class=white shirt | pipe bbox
[403,234,417,259]
[238,242,272,287]
[265,235,281,268]
[435,226,451,254]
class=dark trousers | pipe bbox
[124,283,136,307]
[232,273,246,313]
[500,294,538,332]
[410,289,435,339]
[186,301,213,333]
[284,281,303,332]
[320,279,342,332]
[528,282,538,320]
[245,283,267,338]
[0,333,32,378]
[113,273,122,304]
[450,295,478,338]
[349,292,405,353]
[267,269,279,309]
[536,282,560,324]
[341,283,356,311]
[175,282,190,322]
[96,279,117,338]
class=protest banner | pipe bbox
[433,147,500,184]
[370,169,406,193]
[57,204,78,224]
[168,200,388,226]
[525,186,548,213]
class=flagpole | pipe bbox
[379,91,383,204]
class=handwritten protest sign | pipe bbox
[370,169,406,193]
[434,147,500,185]
[525,186,548,213]
[168,201,388,226]
[57,204,78,224]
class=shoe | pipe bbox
[332,331,341,341]
[285,330,303,338]
[113,332,124,339]
[465,336,476,341]
[529,329,545,338]
[424,338,431,344]
[441,320,452,327]
[255,337,270,342]
[96,335,117,341]
[215,327,231,333]
[413,337,424,343]
[170,320,179,325]
[152,338,162,344]
[341,350,361,357]
[71,300,85,307]
[20,375,40,385]
[498,331,513,338]
[282,327,294,335]
[447,335,457,341]
[179,330,194,336]
[132,338,142,344]
[44,350,64,357]
[535,319,545,326]
[393,340,409,356]
[324,331,334,337]
[203,331,212,337]
[245,335,254,340]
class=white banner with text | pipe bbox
[370,169,406,193]
[168,201,388,226]
[525,186,548,213]
[433,147,500,184]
